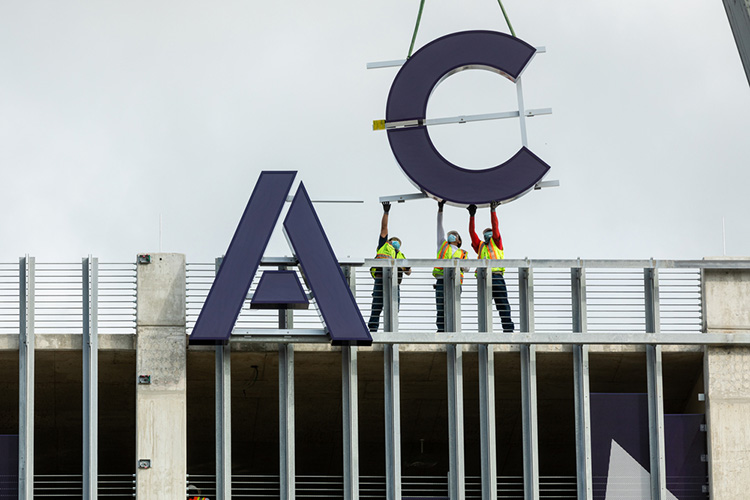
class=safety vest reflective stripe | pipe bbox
[437,241,452,260]
[433,242,467,282]
[477,239,505,274]
[371,243,406,279]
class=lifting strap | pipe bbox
[407,0,517,59]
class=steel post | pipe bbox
[19,256,34,500]
[516,77,529,147]
[519,268,535,333]
[342,346,359,500]
[384,343,402,500]
[477,266,497,500]
[213,257,233,500]
[279,264,295,333]
[478,344,497,500]
[571,267,592,500]
[518,267,538,500]
[447,343,465,500]
[215,342,232,500]
[444,267,461,333]
[645,268,666,499]
[279,343,295,500]
[343,256,362,499]
[477,266,493,333]
[383,265,398,333]
[83,257,99,499]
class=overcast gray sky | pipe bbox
[1,0,748,263]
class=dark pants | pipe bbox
[491,273,514,332]
[435,278,462,333]
[368,278,400,332]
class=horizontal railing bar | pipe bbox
[227,331,750,345]
[362,258,745,269]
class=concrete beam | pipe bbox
[0,334,135,351]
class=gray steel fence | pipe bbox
[0,260,136,336]
[186,259,704,335]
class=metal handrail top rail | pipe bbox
[362,258,750,269]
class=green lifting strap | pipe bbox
[407,0,517,60]
[497,0,516,37]
[407,0,426,58]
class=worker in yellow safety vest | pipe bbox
[368,201,411,332]
[468,202,514,332]
[433,200,468,332]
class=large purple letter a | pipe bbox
[189,171,371,346]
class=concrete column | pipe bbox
[135,253,187,499]
[702,257,750,500]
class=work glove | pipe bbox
[382,201,391,213]
[468,204,477,216]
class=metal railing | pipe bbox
[32,474,135,498]
[186,258,705,336]
[0,257,708,337]
[184,474,578,499]
[0,259,136,336]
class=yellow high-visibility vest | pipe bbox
[432,241,468,283]
[370,242,407,282]
[478,238,505,274]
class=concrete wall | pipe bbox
[135,253,186,499]
[703,258,750,499]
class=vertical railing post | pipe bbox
[645,267,666,499]
[477,265,498,500]
[279,341,295,500]
[384,341,401,500]
[444,265,465,500]
[518,266,539,500]
[83,257,99,499]
[215,342,232,500]
[477,265,493,334]
[383,264,398,333]
[342,345,359,500]
[444,266,461,333]
[571,267,592,500]
[279,263,295,333]
[214,257,232,500]
[19,256,34,500]
[341,262,361,499]
[278,262,296,500]
[519,267,534,334]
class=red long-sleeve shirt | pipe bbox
[469,211,503,255]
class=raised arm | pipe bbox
[467,204,480,254]
[490,201,503,251]
[437,200,446,249]
[380,202,390,239]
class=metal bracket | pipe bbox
[374,108,552,131]
[138,459,151,469]
[378,181,559,205]
[366,46,547,70]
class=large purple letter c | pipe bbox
[386,30,551,206]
